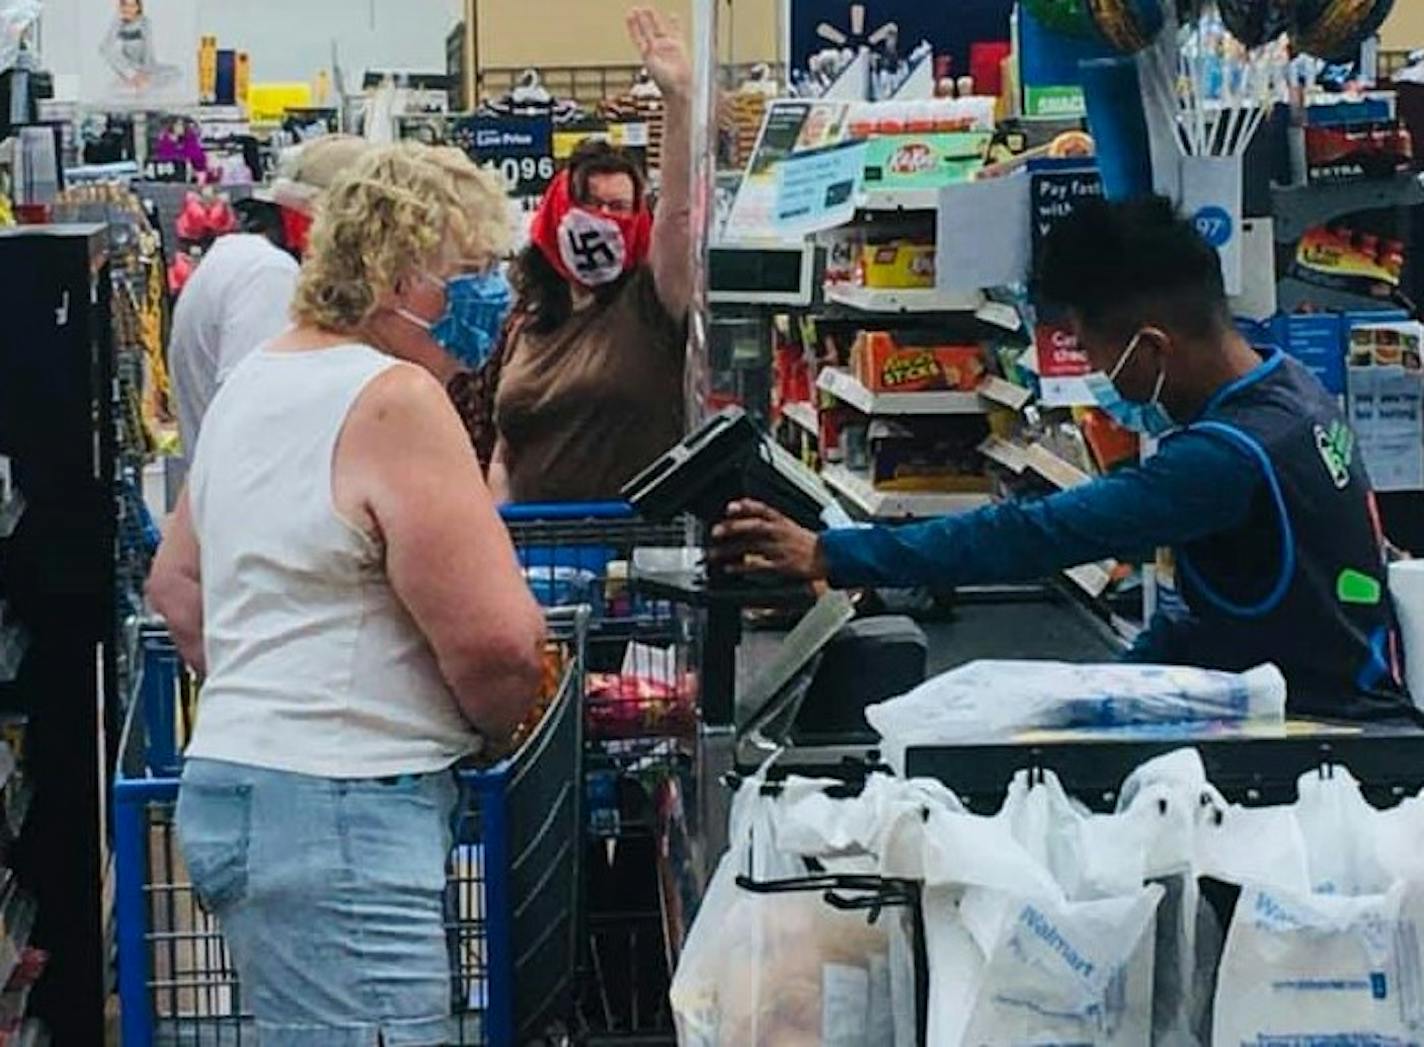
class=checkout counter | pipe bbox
[623,407,1424,848]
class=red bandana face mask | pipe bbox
[529,170,652,288]
[280,206,314,257]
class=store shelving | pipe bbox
[781,401,819,436]
[978,435,1031,474]
[1275,276,1401,314]
[1021,443,1094,490]
[0,495,22,542]
[0,224,115,1041]
[825,283,984,315]
[822,462,992,519]
[817,367,989,416]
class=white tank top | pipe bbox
[185,343,481,778]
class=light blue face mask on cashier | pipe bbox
[1083,329,1178,438]
[399,270,513,371]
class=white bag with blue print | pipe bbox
[1212,880,1424,1046]
[1208,768,1424,1045]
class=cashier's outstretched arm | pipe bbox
[714,430,1264,589]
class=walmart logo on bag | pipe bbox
[1017,904,1095,980]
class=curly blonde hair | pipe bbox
[291,142,513,333]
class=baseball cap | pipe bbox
[251,134,372,212]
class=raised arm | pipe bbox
[628,7,693,320]
[340,364,546,741]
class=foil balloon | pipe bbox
[1218,0,1297,48]
[1086,0,1168,54]
[1294,0,1397,60]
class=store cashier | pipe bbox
[713,196,1412,722]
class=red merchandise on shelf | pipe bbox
[970,41,1011,99]
[585,673,698,741]
[1079,408,1140,472]
[1305,121,1413,183]
[852,331,986,393]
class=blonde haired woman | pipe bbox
[147,143,546,1046]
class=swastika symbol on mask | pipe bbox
[557,210,627,286]
[565,228,617,273]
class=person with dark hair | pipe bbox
[711,195,1412,721]
[458,7,692,503]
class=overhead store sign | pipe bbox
[462,116,554,199]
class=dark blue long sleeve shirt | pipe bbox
[820,430,1261,594]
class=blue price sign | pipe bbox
[454,116,555,199]
[1194,205,1233,248]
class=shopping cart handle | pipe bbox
[499,500,637,522]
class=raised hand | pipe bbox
[626,6,692,100]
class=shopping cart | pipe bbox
[113,605,590,1047]
[500,502,698,1043]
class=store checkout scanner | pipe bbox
[621,406,836,538]
[622,410,928,753]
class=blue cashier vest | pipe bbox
[1163,349,1412,720]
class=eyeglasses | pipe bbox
[585,196,636,216]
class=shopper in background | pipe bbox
[168,134,370,460]
[712,196,1414,724]
[147,142,546,1046]
[466,6,693,502]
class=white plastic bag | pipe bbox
[1212,880,1424,1046]
[669,775,913,1046]
[955,885,1165,1046]
[1116,750,1214,1047]
[774,768,1182,1045]
[866,661,1286,767]
[969,770,1172,1046]
[1294,768,1396,896]
[807,770,1165,1046]
[772,773,1068,1046]
[1204,767,1424,1044]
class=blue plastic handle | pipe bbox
[498,500,636,522]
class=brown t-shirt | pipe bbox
[496,267,685,503]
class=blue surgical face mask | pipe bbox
[430,270,513,371]
[396,269,513,371]
[1083,330,1176,438]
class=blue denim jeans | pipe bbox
[176,758,459,1046]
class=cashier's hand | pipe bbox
[710,501,829,581]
